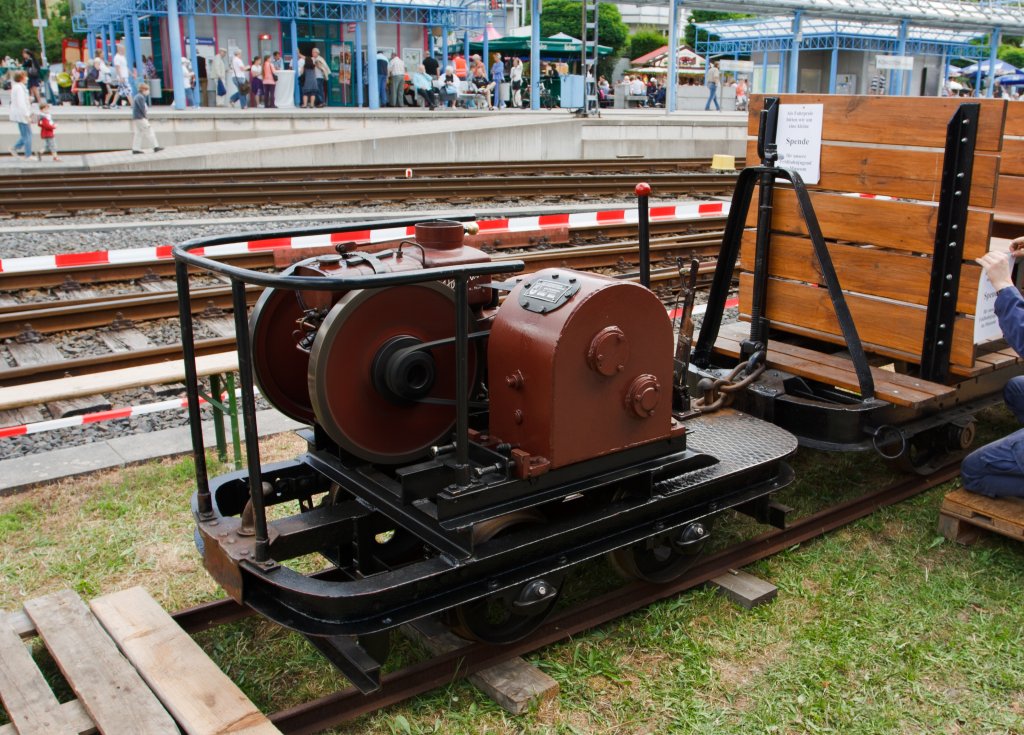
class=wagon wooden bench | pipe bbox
[691,94,1023,470]
[0,586,280,735]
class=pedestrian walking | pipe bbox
[36,101,59,161]
[229,50,249,108]
[7,71,33,160]
[131,82,163,154]
[704,61,721,111]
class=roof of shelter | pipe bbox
[694,16,985,44]
[680,0,1024,34]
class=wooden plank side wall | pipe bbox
[998,106,1024,223]
[738,232,981,315]
[747,95,1006,150]
[742,188,993,259]
[738,273,976,369]
[742,139,999,206]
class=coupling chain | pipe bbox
[693,352,766,414]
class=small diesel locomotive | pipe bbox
[174,218,796,691]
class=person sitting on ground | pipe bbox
[131,82,163,154]
[411,64,438,110]
[36,101,59,161]
[962,236,1024,497]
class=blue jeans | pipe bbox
[12,122,31,157]
[230,77,248,108]
[705,82,719,110]
[962,376,1024,497]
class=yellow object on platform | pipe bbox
[711,154,736,171]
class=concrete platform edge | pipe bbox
[0,408,304,496]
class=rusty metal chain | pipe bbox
[692,354,766,413]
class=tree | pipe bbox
[685,10,751,50]
[537,0,629,53]
[999,43,1024,71]
[0,0,74,65]
[627,29,667,63]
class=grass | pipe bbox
[1,409,1023,734]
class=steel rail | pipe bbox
[0,159,734,188]
[169,467,956,734]
[1,174,737,215]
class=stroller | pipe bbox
[56,72,74,104]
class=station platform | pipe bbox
[0,107,746,171]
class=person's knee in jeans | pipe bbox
[1004,376,1024,423]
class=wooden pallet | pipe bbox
[0,587,281,735]
[938,489,1024,545]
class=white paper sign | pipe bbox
[876,55,914,71]
[974,249,1013,344]
[719,60,754,73]
[776,103,824,185]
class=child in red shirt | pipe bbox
[37,102,59,162]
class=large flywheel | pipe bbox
[308,283,475,464]
[249,263,317,424]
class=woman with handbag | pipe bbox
[509,57,523,109]
[229,50,249,108]
[261,55,277,109]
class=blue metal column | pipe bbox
[290,18,299,106]
[87,31,96,61]
[166,0,187,109]
[441,25,449,72]
[109,24,116,58]
[99,27,107,60]
[122,16,136,94]
[355,23,364,107]
[778,51,786,92]
[187,13,200,107]
[530,0,540,110]
[483,26,490,106]
[366,0,380,109]
[891,19,908,96]
[667,0,681,112]
[986,28,1001,98]
[787,11,801,94]
[828,28,838,94]
[974,64,983,97]
[463,30,470,64]
[131,15,144,90]
[761,50,768,93]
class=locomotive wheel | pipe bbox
[450,511,562,644]
[608,520,712,584]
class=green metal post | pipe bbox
[210,373,227,463]
[227,372,242,469]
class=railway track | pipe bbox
[0,219,728,388]
[169,467,958,734]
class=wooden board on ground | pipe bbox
[0,405,45,428]
[45,395,111,419]
[200,316,236,338]
[22,589,179,735]
[90,586,282,735]
[0,612,77,735]
[403,617,559,715]
[712,569,778,610]
[938,488,1024,545]
[5,342,64,368]
[0,351,238,412]
[98,328,155,353]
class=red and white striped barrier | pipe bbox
[0,395,201,439]
[0,201,728,274]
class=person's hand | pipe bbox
[977,251,1015,291]
[1011,236,1024,257]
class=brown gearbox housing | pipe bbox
[488,268,678,474]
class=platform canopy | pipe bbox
[678,0,1024,35]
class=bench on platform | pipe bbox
[709,95,1021,410]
